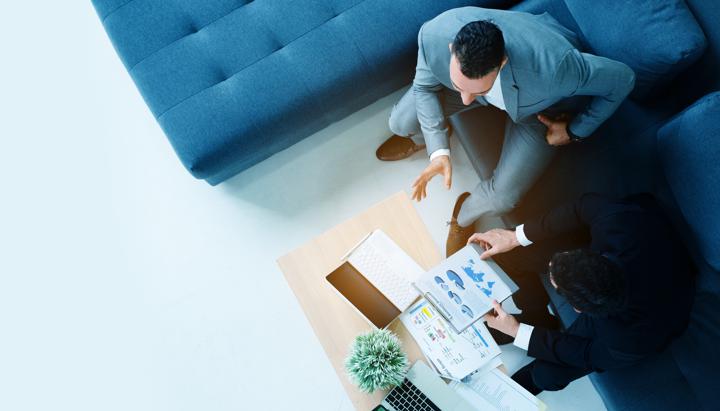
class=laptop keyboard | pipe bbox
[385,379,441,411]
[349,241,418,311]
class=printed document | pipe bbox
[400,298,501,380]
[413,244,518,333]
[450,368,547,411]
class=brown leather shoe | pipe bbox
[446,192,475,257]
[376,135,425,161]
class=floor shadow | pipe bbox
[218,88,410,217]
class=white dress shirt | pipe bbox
[512,223,535,349]
[483,70,506,111]
[430,71,506,161]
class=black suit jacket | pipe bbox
[523,193,694,371]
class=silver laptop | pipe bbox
[373,361,475,411]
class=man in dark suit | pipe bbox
[468,193,694,394]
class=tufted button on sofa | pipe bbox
[93,0,511,184]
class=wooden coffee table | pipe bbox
[277,192,442,410]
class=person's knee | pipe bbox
[531,365,572,392]
[457,187,520,226]
[388,106,417,137]
[488,190,522,216]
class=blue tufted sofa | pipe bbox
[450,0,720,410]
[92,0,512,184]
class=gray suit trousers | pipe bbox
[389,86,557,226]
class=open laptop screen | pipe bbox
[326,261,400,328]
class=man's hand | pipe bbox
[537,114,572,146]
[467,228,519,259]
[484,300,520,338]
[411,155,452,202]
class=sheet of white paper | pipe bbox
[414,244,518,332]
[464,356,503,381]
[451,368,546,411]
[400,298,502,380]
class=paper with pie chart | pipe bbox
[413,244,519,333]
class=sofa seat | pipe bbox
[92,0,512,184]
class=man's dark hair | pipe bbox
[549,249,627,317]
[451,20,505,79]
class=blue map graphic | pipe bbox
[462,258,495,297]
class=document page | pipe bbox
[450,368,547,411]
[400,298,501,380]
[413,244,518,332]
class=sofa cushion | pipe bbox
[511,0,587,50]
[563,0,707,100]
[589,349,700,411]
[657,92,720,272]
[670,285,720,410]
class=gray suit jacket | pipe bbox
[414,7,636,155]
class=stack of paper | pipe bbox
[450,368,547,411]
[399,298,502,380]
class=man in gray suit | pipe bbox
[376,7,635,256]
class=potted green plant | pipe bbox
[345,329,408,393]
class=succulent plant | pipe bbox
[345,329,408,393]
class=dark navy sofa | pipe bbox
[451,1,720,410]
[92,0,512,184]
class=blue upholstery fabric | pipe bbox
[563,0,707,100]
[657,92,720,272]
[656,93,720,407]
[510,0,586,50]
[675,0,720,104]
[589,350,701,411]
[92,0,512,183]
[670,286,720,410]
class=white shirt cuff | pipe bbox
[429,149,450,162]
[513,323,534,351]
[515,224,533,247]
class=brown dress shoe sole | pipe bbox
[446,192,474,257]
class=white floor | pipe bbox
[0,2,606,410]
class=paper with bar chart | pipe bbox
[399,298,502,380]
[451,368,547,411]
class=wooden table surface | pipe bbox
[277,192,442,410]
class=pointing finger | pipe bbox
[412,175,422,188]
[471,232,491,243]
[492,299,504,316]
[537,114,552,127]
[467,233,482,244]
[480,247,497,260]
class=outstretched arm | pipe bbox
[522,192,614,243]
[413,25,451,156]
[485,302,625,371]
[526,319,633,371]
[410,25,453,202]
[468,193,614,256]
